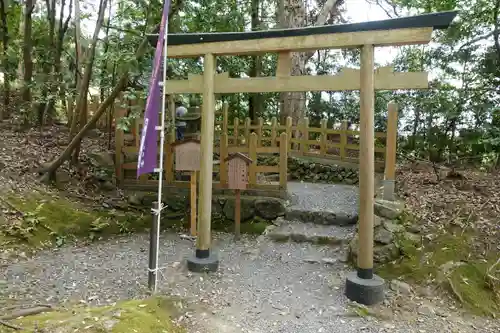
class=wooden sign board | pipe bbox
[172,139,201,171]
[225,153,253,190]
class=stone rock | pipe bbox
[390,279,412,295]
[211,197,226,216]
[374,215,384,227]
[437,261,466,283]
[55,170,71,184]
[374,243,400,263]
[355,215,385,231]
[223,197,255,221]
[87,128,101,138]
[406,224,421,234]
[349,235,400,264]
[350,235,399,263]
[101,319,119,331]
[254,198,285,220]
[374,199,404,219]
[89,151,115,168]
[402,231,421,246]
[128,193,144,206]
[383,220,405,233]
[374,226,394,245]
[321,257,337,265]
[99,181,115,191]
[417,304,435,316]
[164,194,188,211]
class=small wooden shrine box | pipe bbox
[172,139,201,171]
[224,153,253,190]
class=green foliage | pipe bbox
[0,0,497,168]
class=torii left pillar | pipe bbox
[187,53,219,272]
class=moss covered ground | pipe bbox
[0,191,150,252]
[376,211,500,317]
[0,297,184,333]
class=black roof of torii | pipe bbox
[147,10,458,47]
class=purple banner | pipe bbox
[137,0,171,177]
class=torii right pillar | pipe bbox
[345,44,385,305]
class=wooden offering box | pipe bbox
[224,153,253,190]
[172,139,201,171]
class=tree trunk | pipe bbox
[40,27,159,180]
[21,0,35,115]
[279,0,342,125]
[69,0,84,138]
[248,0,262,122]
[17,2,25,83]
[100,0,113,103]
[43,0,73,125]
[38,0,57,126]
[71,0,108,163]
[0,0,10,118]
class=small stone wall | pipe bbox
[349,199,422,264]
[258,155,359,185]
[127,191,286,223]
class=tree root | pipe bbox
[1,305,54,321]
[0,319,22,330]
[0,197,24,216]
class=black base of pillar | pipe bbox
[345,270,385,305]
[187,250,219,273]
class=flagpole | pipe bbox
[151,13,169,293]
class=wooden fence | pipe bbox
[212,103,394,171]
[114,98,398,192]
[115,104,289,192]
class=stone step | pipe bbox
[266,220,355,246]
[284,209,358,226]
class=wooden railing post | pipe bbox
[222,102,229,134]
[384,102,398,201]
[256,117,264,146]
[320,118,327,156]
[285,116,292,153]
[270,117,278,147]
[114,96,126,187]
[244,117,251,145]
[219,132,228,187]
[248,133,258,186]
[340,120,348,160]
[165,99,175,184]
[233,117,239,145]
[168,95,176,143]
[301,117,309,154]
[279,132,288,190]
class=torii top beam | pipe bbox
[147,11,458,58]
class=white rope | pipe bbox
[151,202,166,215]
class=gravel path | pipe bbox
[2,232,499,333]
[287,182,359,216]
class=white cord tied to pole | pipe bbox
[151,202,166,215]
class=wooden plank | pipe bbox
[166,27,433,58]
[228,146,249,153]
[163,67,429,94]
[256,146,280,154]
[256,165,279,173]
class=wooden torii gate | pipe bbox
[148,10,458,305]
